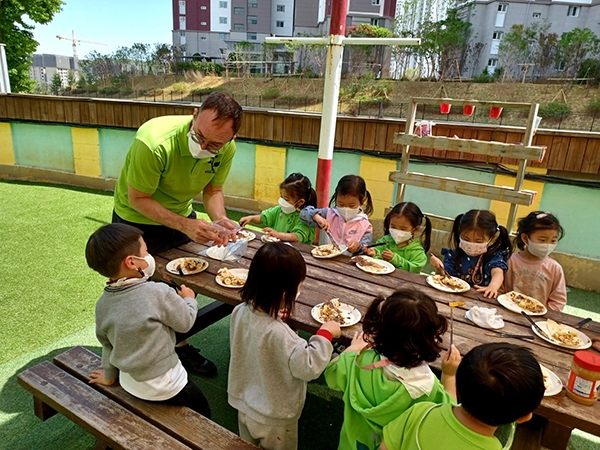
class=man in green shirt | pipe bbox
[113,92,242,254]
[112,92,243,377]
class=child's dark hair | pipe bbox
[384,202,432,252]
[362,289,447,368]
[450,209,512,268]
[280,173,317,209]
[85,223,143,279]
[515,211,565,251]
[329,175,374,215]
[457,343,544,426]
[240,243,306,319]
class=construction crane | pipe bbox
[56,30,107,69]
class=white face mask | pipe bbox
[337,207,360,221]
[459,238,489,257]
[527,241,557,259]
[278,197,297,214]
[133,254,156,278]
[187,130,217,159]
[390,228,413,244]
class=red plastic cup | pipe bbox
[440,103,451,114]
[489,106,503,119]
[463,105,475,116]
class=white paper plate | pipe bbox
[166,257,208,275]
[205,245,231,261]
[261,235,280,243]
[233,229,256,241]
[354,256,395,275]
[426,275,470,294]
[215,268,248,289]
[311,244,347,259]
[540,364,563,397]
[497,293,547,316]
[531,321,592,349]
[311,302,361,327]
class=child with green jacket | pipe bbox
[362,202,432,273]
[325,289,461,450]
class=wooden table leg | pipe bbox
[513,415,544,450]
[541,420,572,450]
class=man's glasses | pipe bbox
[188,124,229,153]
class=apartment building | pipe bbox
[171,0,397,70]
[30,54,75,87]
[463,0,600,76]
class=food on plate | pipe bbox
[540,365,553,392]
[350,255,387,273]
[261,235,280,243]
[312,244,342,257]
[430,274,467,291]
[318,299,348,325]
[177,258,206,273]
[234,229,255,240]
[216,267,246,287]
[505,291,545,313]
[546,319,582,347]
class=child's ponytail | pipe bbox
[422,215,432,253]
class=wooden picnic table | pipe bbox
[154,231,600,450]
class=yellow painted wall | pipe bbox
[490,165,547,231]
[254,145,286,203]
[0,123,14,165]
[359,155,397,220]
[72,128,101,177]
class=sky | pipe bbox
[32,0,173,58]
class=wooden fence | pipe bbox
[1,93,599,175]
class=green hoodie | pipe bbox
[372,236,427,273]
[324,350,453,450]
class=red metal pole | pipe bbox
[315,0,348,211]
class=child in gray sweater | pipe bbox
[228,242,341,450]
[85,223,210,417]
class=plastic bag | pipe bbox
[414,121,434,137]
[198,239,249,262]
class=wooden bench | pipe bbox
[18,346,258,450]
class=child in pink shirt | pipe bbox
[503,211,567,311]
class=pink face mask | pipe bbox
[459,238,489,257]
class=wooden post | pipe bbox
[506,102,539,231]
[395,99,418,204]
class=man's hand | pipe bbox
[320,320,342,339]
[177,284,195,299]
[314,215,330,232]
[381,249,394,262]
[89,369,116,386]
[182,218,228,246]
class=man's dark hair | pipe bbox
[457,343,545,426]
[240,243,306,319]
[200,92,243,134]
[85,223,143,278]
[362,289,447,368]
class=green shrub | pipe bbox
[538,102,572,120]
[262,87,280,99]
[177,61,225,75]
[586,98,600,115]
[171,82,188,93]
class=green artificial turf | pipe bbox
[0,179,599,449]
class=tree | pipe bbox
[498,24,536,80]
[50,71,62,95]
[0,0,64,92]
[558,28,600,78]
[346,24,393,76]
